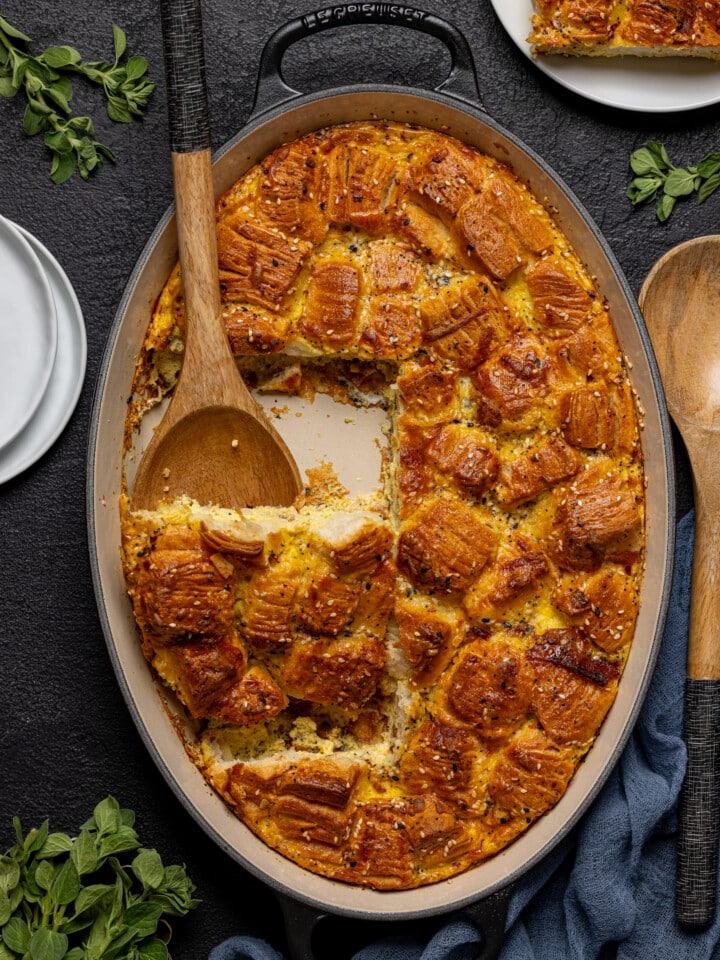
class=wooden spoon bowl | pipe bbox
[639,234,720,928]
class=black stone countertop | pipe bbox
[0,1,715,957]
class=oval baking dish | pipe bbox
[87,5,675,957]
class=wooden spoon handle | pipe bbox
[170,149,228,375]
[159,0,219,334]
[687,504,720,680]
[159,0,253,402]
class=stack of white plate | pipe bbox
[0,214,86,484]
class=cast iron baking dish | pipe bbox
[87,6,675,958]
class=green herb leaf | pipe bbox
[49,149,76,184]
[696,152,720,178]
[99,925,137,960]
[37,834,74,861]
[98,827,141,860]
[656,193,676,222]
[83,906,111,958]
[0,858,21,894]
[0,76,18,97]
[647,140,671,168]
[148,864,199,916]
[663,167,697,198]
[137,939,169,960]
[112,25,127,62]
[0,14,31,42]
[43,45,81,69]
[72,883,114,916]
[23,106,48,137]
[27,927,68,960]
[28,822,50,855]
[91,797,122,839]
[630,147,666,177]
[106,96,133,123]
[0,893,12,928]
[125,55,148,81]
[124,902,164,938]
[2,917,31,955]
[51,859,81,906]
[34,858,55,892]
[69,830,98,878]
[43,82,72,113]
[132,850,164,891]
[698,171,720,203]
[627,175,661,205]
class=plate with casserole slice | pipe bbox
[491,0,720,112]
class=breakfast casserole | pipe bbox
[528,0,720,58]
[121,121,645,890]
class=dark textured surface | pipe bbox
[0,1,712,957]
[676,679,720,928]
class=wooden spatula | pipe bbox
[639,235,720,928]
[131,0,301,512]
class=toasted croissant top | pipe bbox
[528,0,720,58]
[122,121,644,890]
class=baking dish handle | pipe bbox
[251,4,481,118]
[275,886,510,960]
[462,887,512,960]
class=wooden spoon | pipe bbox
[131,0,301,512]
[639,235,720,928]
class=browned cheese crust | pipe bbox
[121,121,645,890]
[528,0,720,58]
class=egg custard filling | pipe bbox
[121,121,645,890]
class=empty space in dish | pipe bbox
[124,381,389,500]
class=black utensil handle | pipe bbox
[252,4,480,116]
[275,886,510,960]
[159,0,211,153]
[676,677,720,927]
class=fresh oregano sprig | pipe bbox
[64,25,155,125]
[628,140,720,222]
[0,796,199,960]
[0,14,154,183]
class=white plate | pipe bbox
[0,222,87,484]
[0,215,57,450]
[490,0,720,113]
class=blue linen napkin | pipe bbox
[210,511,719,960]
